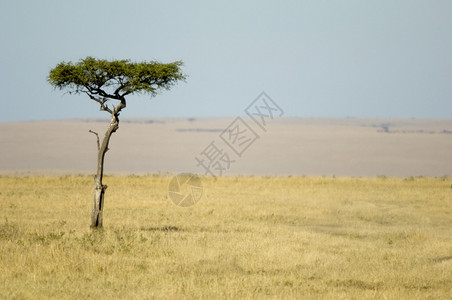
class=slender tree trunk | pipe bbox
[90,100,126,228]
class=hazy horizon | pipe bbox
[1,117,451,177]
[2,115,452,124]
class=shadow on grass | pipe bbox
[140,226,182,232]
[432,255,452,263]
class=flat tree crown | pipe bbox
[48,57,186,100]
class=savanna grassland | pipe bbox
[0,175,451,299]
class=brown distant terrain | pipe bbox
[1,117,451,177]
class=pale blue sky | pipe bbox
[1,0,451,121]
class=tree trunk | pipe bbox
[91,177,106,228]
[90,100,125,228]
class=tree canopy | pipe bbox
[48,56,186,103]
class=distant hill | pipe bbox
[1,117,451,177]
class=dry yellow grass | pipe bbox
[0,175,451,299]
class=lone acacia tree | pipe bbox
[48,57,186,228]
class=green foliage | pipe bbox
[48,56,186,100]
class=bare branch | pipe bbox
[86,85,122,101]
[84,92,113,114]
[89,130,100,151]
[114,84,125,98]
[112,98,126,116]
[94,86,122,101]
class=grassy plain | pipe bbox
[0,175,451,299]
